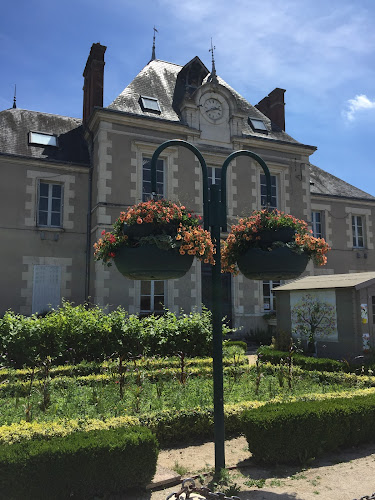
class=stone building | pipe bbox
[0,42,374,335]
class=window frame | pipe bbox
[142,157,165,201]
[352,215,365,248]
[37,181,63,228]
[311,210,323,238]
[260,173,278,209]
[262,280,281,312]
[140,280,165,315]
[139,96,161,113]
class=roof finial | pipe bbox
[208,38,218,83]
[151,26,158,61]
[13,84,17,109]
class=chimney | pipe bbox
[255,88,286,131]
[83,43,107,123]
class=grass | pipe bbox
[0,358,372,426]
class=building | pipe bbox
[275,272,375,358]
[1,42,374,336]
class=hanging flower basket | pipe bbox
[114,244,194,280]
[222,209,330,280]
[237,246,309,280]
[93,199,215,280]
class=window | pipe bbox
[139,96,161,113]
[37,182,63,227]
[312,211,323,238]
[352,215,364,248]
[248,117,267,132]
[207,166,221,200]
[142,157,164,201]
[140,280,164,315]
[260,174,277,209]
[263,280,281,311]
[29,132,58,147]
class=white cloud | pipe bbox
[343,95,375,122]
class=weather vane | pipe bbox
[208,38,218,83]
[151,26,158,61]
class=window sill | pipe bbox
[36,226,65,232]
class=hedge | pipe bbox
[3,388,375,449]
[242,393,375,464]
[0,303,233,368]
[0,354,247,383]
[258,345,360,372]
[0,426,158,499]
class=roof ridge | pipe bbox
[0,108,82,122]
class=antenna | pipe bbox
[13,84,17,109]
[151,26,158,61]
[208,38,218,83]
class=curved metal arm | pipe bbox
[221,150,272,231]
[150,139,210,230]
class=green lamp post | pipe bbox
[150,140,272,473]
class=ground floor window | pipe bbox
[262,280,281,312]
[140,280,165,315]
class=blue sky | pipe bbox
[1,0,375,195]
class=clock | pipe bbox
[203,98,223,121]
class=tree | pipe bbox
[291,294,336,353]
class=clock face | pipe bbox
[204,98,223,121]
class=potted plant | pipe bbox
[93,199,215,280]
[221,209,330,279]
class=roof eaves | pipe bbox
[310,192,375,203]
[0,151,89,168]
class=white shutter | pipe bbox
[32,265,61,314]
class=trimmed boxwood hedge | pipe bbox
[258,345,358,372]
[242,394,375,464]
[0,426,158,499]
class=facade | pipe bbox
[1,42,375,335]
[275,272,375,357]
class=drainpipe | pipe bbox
[85,126,94,303]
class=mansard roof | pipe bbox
[310,164,375,201]
[0,108,89,165]
[108,59,301,146]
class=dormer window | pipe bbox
[248,117,268,133]
[139,96,161,113]
[29,131,58,147]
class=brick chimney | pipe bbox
[83,43,107,123]
[255,88,286,131]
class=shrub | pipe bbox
[0,304,232,368]
[258,345,345,372]
[223,340,247,353]
[0,426,158,499]
[241,394,375,464]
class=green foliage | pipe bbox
[241,394,375,464]
[0,303,233,368]
[258,345,346,372]
[223,340,247,353]
[0,426,158,499]
[246,328,273,346]
[271,330,293,351]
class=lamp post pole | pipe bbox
[150,140,271,473]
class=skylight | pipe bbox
[140,96,161,113]
[248,118,268,132]
[29,132,58,147]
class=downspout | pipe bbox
[85,125,94,303]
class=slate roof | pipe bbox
[0,108,89,165]
[310,164,375,201]
[108,59,303,146]
[274,272,375,291]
